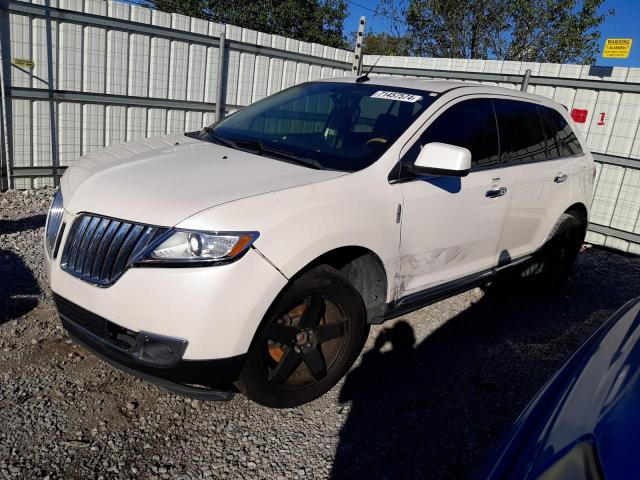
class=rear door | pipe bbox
[545,107,592,208]
[395,97,512,297]
[493,99,570,260]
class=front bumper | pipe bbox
[55,293,244,398]
[46,212,288,360]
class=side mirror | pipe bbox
[407,142,471,177]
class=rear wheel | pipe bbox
[487,212,585,295]
[528,212,585,291]
[238,265,369,408]
[516,212,585,292]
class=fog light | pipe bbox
[131,332,188,368]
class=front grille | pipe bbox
[45,190,64,258]
[60,214,169,286]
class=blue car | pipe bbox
[479,296,640,480]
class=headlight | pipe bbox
[137,230,259,266]
[538,440,602,480]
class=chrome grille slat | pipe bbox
[75,216,100,273]
[127,226,158,264]
[60,214,169,286]
[64,216,92,271]
[111,224,145,282]
[45,190,64,258]
[81,217,110,276]
[90,220,120,279]
[100,223,132,281]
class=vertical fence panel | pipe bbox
[105,104,125,145]
[609,94,640,157]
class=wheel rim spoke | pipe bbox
[315,321,347,344]
[265,324,298,344]
[299,294,325,328]
[267,348,300,385]
[302,347,327,381]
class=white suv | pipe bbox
[45,77,594,407]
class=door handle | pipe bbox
[554,174,568,183]
[486,186,507,198]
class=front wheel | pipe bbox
[238,265,369,408]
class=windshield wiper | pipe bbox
[203,131,327,170]
[206,131,239,149]
[235,139,325,170]
[208,134,324,170]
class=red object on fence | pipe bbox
[571,108,588,123]
[597,112,606,126]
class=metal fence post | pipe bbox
[45,0,58,187]
[521,69,531,92]
[352,16,365,76]
[0,0,12,190]
[214,27,226,123]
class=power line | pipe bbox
[342,0,399,25]
[124,0,399,30]
[343,0,378,15]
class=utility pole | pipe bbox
[214,27,227,123]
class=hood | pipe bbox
[60,134,346,226]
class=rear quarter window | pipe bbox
[545,107,584,157]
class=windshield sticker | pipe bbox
[371,91,423,102]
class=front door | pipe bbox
[395,98,512,298]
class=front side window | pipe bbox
[196,82,437,172]
[493,99,547,165]
[402,98,500,169]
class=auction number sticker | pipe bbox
[371,91,423,102]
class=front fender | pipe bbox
[176,170,402,302]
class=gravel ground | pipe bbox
[1,187,639,479]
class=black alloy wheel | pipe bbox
[238,265,369,408]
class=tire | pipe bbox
[238,265,369,408]
[521,212,586,292]
[485,212,585,296]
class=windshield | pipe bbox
[197,82,437,172]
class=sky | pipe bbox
[344,0,640,67]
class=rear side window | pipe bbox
[493,99,547,165]
[545,107,584,157]
[402,98,500,168]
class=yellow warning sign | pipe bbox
[12,58,35,69]
[603,38,633,59]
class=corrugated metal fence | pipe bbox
[0,0,638,254]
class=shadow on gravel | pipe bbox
[332,249,640,480]
[0,214,47,235]
[0,249,41,324]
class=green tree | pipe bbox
[363,32,411,55]
[147,0,349,49]
[380,0,611,63]
[362,1,412,55]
